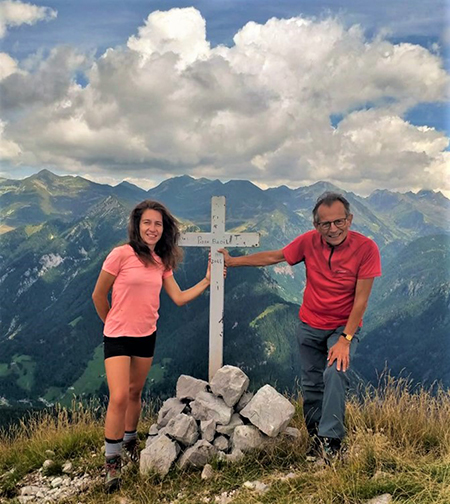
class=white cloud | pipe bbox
[127,7,210,69]
[0,8,448,195]
[0,119,21,160]
[0,52,18,80]
[254,109,449,195]
[0,0,57,38]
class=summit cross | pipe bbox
[179,196,259,381]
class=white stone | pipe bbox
[240,384,295,437]
[140,435,180,477]
[213,435,229,451]
[210,365,249,407]
[226,449,244,463]
[148,423,159,436]
[201,464,214,480]
[146,426,169,447]
[242,480,269,492]
[176,375,209,400]
[62,461,73,474]
[231,425,264,452]
[365,495,393,504]
[178,440,218,469]
[165,413,199,446]
[50,477,63,488]
[190,391,233,425]
[235,391,254,412]
[20,486,43,496]
[216,413,244,436]
[200,419,217,442]
[18,496,35,503]
[157,398,186,427]
[283,427,301,439]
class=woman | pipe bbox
[92,199,211,492]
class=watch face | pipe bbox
[345,334,353,341]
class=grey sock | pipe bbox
[123,430,137,443]
[105,438,123,458]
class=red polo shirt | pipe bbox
[283,230,381,329]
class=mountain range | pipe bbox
[0,170,449,415]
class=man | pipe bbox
[219,192,381,457]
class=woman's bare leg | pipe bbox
[125,356,154,431]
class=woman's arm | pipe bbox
[163,274,210,307]
[92,270,116,322]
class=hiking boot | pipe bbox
[320,437,342,463]
[305,435,322,460]
[104,455,121,493]
[123,438,140,464]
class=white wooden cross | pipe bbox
[179,196,259,381]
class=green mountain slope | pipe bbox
[0,171,449,407]
[366,189,450,237]
[355,234,450,386]
[0,169,146,230]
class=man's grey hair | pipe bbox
[312,192,351,224]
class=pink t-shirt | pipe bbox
[102,244,173,337]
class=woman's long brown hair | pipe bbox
[128,200,183,270]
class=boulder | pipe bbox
[140,435,180,477]
[178,440,217,469]
[176,375,209,401]
[157,398,186,427]
[231,425,264,452]
[240,384,295,437]
[200,419,216,442]
[216,413,244,436]
[190,392,233,425]
[165,413,199,447]
[210,365,249,407]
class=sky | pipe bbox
[0,0,449,196]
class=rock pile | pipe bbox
[140,365,297,477]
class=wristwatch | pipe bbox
[341,332,353,342]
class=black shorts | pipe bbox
[103,332,157,360]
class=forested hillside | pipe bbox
[0,171,449,416]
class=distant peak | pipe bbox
[117,180,140,189]
[31,169,58,180]
[370,189,392,195]
[415,189,450,204]
[417,189,434,196]
[308,181,341,192]
[224,179,258,189]
[173,174,195,181]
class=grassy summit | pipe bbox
[1,377,449,503]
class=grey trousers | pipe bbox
[297,321,359,440]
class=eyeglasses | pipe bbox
[317,218,348,230]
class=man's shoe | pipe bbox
[320,437,342,463]
[123,438,140,464]
[305,435,322,459]
[104,455,121,493]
